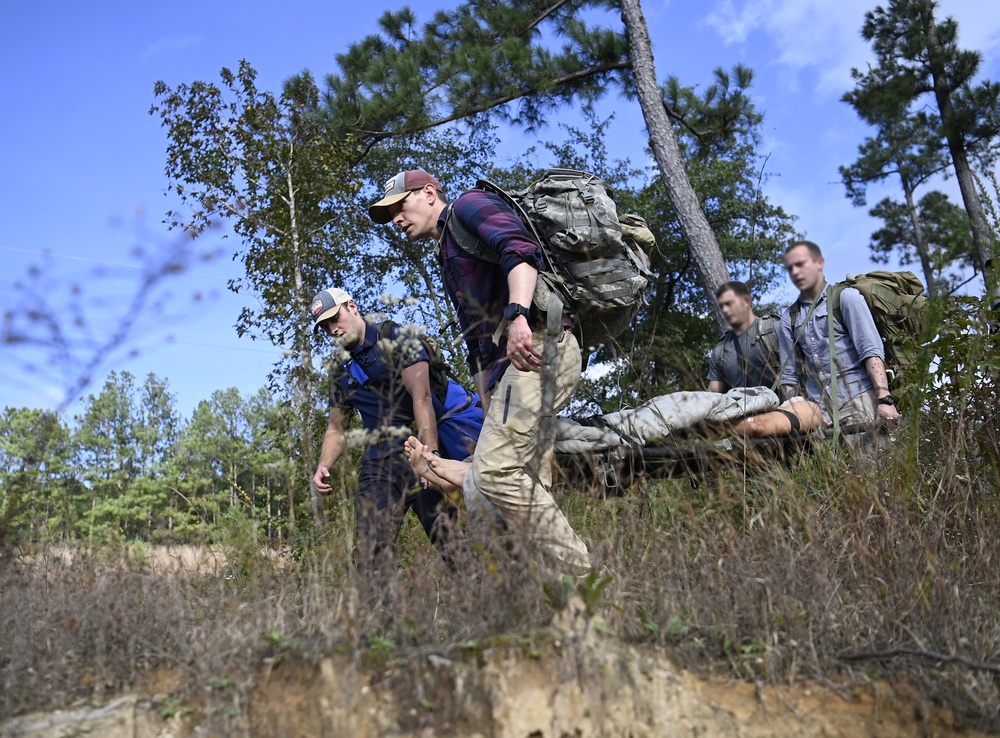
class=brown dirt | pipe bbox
[2,596,990,738]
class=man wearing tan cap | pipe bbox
[369,170,593,577]
[310,287,482,581]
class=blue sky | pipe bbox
[3,0,999,419]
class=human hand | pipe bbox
[506,315,542,372]
[313,466,333,495]
[876,402,901,427]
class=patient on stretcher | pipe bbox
[405,388,823,493]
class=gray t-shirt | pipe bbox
[778,286,884,414]
[707,316,780,390]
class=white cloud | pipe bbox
[141,36,202,62]
[705,0,1000,99]
[704,0,776,44]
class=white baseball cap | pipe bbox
[310,287,352,330]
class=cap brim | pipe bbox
[368,190,410,224]
[312,305,342,331]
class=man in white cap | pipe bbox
[310,287,482,582]
[368,169,593,577]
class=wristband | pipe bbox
[503,303,531,321]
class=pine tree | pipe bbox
[305,0,738,329]
[854,0,1000,286]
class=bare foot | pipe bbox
[405,436,457,492]
[421,449,470,492]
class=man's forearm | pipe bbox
[401,362,439,450]
[319,429,346,469]
[863,356,891,398]
[412,396,439,451]
[507,262,538,308]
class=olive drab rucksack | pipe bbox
[445,169,656,351]
[789,270,927,380]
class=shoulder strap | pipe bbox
[828,282,847,331]
[710,331,732,366]
[441,199,502,264]
[794,285,841,440]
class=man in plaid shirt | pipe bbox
[369,170,592,576]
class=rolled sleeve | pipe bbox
[450,191,546,275]
[838,288,884,362]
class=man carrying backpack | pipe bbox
[310,287,483,584]
[778,241,901,432]
[368,169,593,577]
[707,281,780,392]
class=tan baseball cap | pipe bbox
[368,170,444,224]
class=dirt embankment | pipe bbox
[1,596,986,738]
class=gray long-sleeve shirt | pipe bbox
[778,285,884,411]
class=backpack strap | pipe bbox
[710,332,730,371]
[828,282,846,331]
[378,320,469,408]
[442,202,502,265]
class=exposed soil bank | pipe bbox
[2,598,988,738]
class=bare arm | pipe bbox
[313,408,347,495]
[863,356,901,424]
[401,360,439,452]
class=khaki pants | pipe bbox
[467,329,591,575]
[823,389,877,430]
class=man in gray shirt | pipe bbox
[778,240,901,429]
[707,281,780,392]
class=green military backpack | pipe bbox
[445,168,656,351]
[789,270,927,377]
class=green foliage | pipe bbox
[316,0,630,146]
[575,570,613,614]
[365,631,397,653]
[151,61,365,357]
[0,372,321,546]
[0,406,75,545]
[841,36,975,296]
[849,0,1000,276]
[868,191,974,295]
[263,628,301,653]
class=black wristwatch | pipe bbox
[503,303,530,321]
[877,395,896,406]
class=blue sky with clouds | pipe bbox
[3,0,999,419]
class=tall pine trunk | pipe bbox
[920,0,996,277]
[619,0,731,334]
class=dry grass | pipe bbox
[2,353,999,731]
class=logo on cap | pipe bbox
[310,299,324,316]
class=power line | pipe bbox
[0,245,231,281]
